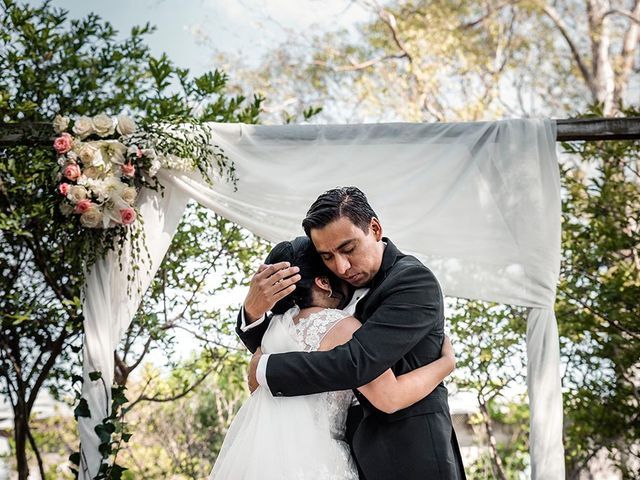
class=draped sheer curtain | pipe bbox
[79,118,564,479]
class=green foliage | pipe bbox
[0,1,268,478]
[449,299,527,400]
[464,399,530,480]
[556,105,640,478]
[448,299,529,478]
[109,350,249,479]
[221,0,637,123]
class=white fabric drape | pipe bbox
[79,118,564,479]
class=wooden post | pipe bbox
[1,117,639,146]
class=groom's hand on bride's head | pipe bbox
[244,262,301,322]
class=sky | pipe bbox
[47,0,371,74]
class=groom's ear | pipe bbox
[370,217,383,241]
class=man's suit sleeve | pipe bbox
[265,263,442,396]
[235,308,271,353]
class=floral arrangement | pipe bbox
[55,113,188,228]
[52,112,235,288]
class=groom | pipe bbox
[237,187,466,480]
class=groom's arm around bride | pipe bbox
[237,187,466,480]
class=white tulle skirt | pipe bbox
[209,309,357,479]
[209,386,353,479]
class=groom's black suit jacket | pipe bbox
[236,238,465,480]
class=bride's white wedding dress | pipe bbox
[208,306,359,479]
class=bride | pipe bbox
[209,236,456,479]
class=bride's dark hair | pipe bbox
[266,236,346,315]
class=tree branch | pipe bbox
[543,4,597,97]
[26,328,70,413]
[26,424,46,480]
[378,9,413,64]
[313,52,408,72]
[604,6,640,25]
[613,1,640,103]
[127,357,224,410]
[126,333,154,373]
[113,351,129,386]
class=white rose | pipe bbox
[80,207,103,228]
[116,115,136,136]
[53,115,70,134]
[67,185,88,203]
[78,143,98,165]
[105,176,126,193]
[121,186,137,205]
[60,202,74,216]
[92,114,115,137]
[67,151,78,162]
[83,166,100,179]
[72,116,94,139]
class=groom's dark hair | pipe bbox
[302,187,378,236]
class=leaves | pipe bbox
[0,1,268,477]
[73,398,91,419]
[556,105,640,477]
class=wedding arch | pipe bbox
[67,117,571,479]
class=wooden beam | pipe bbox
[555,117,640,141]
[1,117,639,146]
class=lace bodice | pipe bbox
[280,307,359,479]
[210,306,358,480]
[291,308,349,352]
[290,308,356,442]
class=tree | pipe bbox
[556,107,640,478]
[116,352,249,479]
[0,1,267,478]
[1,350,250,479]
[448,299,529,480]
[213,0,640,123]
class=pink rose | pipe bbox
[63,163,81,181]
[136,148,143,158]
[120,207,136,225]
[74,199,93,214]
[121,162,135,177]
[58,183,71,196]
[53,133,73,154]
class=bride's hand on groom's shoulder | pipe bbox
[244,262,301,322]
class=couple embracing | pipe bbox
[209,187,466,479]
